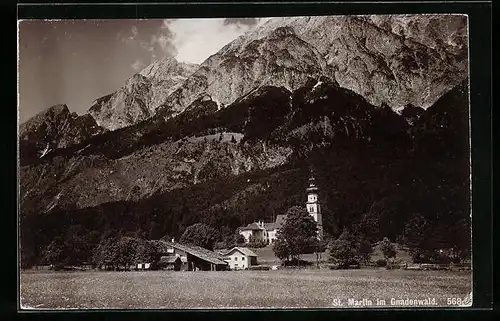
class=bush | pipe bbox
[329,230,359,267]
[376,259,387,267]
[330,259,360,270]
[385,262,402,269]
[410,248,453,264]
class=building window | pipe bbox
[234,257,238,261]
[242,257,245,260]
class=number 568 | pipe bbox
[447,298,463,305]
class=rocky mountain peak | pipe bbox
[79,15,467,133]
[20,104,70,138]
[151,15,467,126]
[123,73,150,93]
[139,56,198,81]
[155,22,332,121]
[87,57,199,131]
[88,74,152,131]
[269,26,296,39]
[19,103,105,163]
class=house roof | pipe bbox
[239,215,287,231]
[159,256,181,264]
[223,247,258,257]
[158,240,228,265]
[239,222,264,231]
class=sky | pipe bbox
[18,18,269,123]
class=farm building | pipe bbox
[158,256,183,271]
[157,240,228,271]
[223,247,258,270]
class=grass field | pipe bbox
[20,269,472,309]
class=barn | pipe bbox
[157,240,228,271]
[158,256,183,271]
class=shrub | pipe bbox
[329,230,358,267]
[385,262,400,269]
[376,259,387,267]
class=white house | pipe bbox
[239,221,267,243]
[223,247,258,270]
[238,215,286,244]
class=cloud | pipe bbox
[166,18,258,64]
[150,33,175,55]
[123,18,268,66]
[131,58,146,71]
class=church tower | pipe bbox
[306,173,323,240]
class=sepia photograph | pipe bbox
[18,14,472,309]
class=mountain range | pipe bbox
[18,15,470,268]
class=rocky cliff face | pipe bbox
[156,26,332,120]
[88,58,199,131]
[225,15,468,110]
[86,15,467,131]
[360,15,468,57]
[88,74,153,131]
[19,104,105,161]
[139,57,199,113]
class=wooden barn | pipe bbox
[157,240,228,271]
[158,256,183,271]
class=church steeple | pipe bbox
[306,169,323,240]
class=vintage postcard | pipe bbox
[18,15,472,309]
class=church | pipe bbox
[238,174,324,244]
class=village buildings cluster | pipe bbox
[123,174,323,272]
